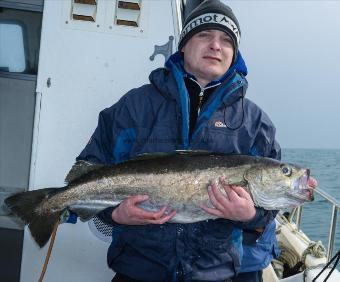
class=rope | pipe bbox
[38,219,60,282]
[277,242,300,268]
[271,258,284,279]
[301,241,327,264]
[273,241,328,279]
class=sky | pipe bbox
[223,0,340,149]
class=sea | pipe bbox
[281,148,340,261]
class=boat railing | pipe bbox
[289,188,339,263]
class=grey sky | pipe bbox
[224,1,340,149]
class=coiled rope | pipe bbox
[301,241,327,264]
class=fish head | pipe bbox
[244,161,316,210]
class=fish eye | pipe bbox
[281,165,292,176]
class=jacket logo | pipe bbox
[214,121,227,128]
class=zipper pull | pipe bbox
[198,90,204,114]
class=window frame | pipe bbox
[0,0,43,13]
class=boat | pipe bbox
[0,0,338,281]
[263,190,340,282]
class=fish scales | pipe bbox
[5,152,315,247]
[47,163,249,214]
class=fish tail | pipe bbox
[5,188,64,247]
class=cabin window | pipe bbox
[0,8,42,75]
[115,0,141,27]
[72,0,98,22]
[0,22,25,72]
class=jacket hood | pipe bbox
[165,50,248,79]
[149,51,248,101]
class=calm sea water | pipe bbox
[281,149,340,259]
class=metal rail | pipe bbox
[294,188,339,263]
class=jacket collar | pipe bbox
[149,51,248,102]
[165,50,248,84]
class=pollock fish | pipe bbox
[5,152,315,247]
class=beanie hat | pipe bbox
[178,0,241,54]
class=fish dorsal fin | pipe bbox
[134,152,176,161]
[65,160,104,184]
[134,150,213,160]
[175,150,213,155]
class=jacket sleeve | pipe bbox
[76,108,115,164]
[249,109,281,161]
[76,94,138,165]
[234,207,278,230]
[96,206,118,226]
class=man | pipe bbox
[77,0,280,281]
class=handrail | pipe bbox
[315,189,340,209]
[294,188,339,263]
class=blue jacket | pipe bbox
[77,52,281,281]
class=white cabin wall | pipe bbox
[21,0,181,281]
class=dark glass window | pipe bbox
[0,22,25,72]
[0,7,42,75]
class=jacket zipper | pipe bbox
[188,77,221,114]
[198,90,204,114]
[190,78,244,143]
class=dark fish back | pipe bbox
[68,152,280,186]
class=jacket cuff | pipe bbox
[234,207,278,229]
[66,212,78,224]
[97,206,121,226]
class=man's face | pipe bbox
[182,29,234,86]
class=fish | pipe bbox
[5,152,315,247]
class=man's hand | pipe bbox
[201,177,256,222]
[111,195,176,225]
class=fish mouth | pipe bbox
[291,169,314,201]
